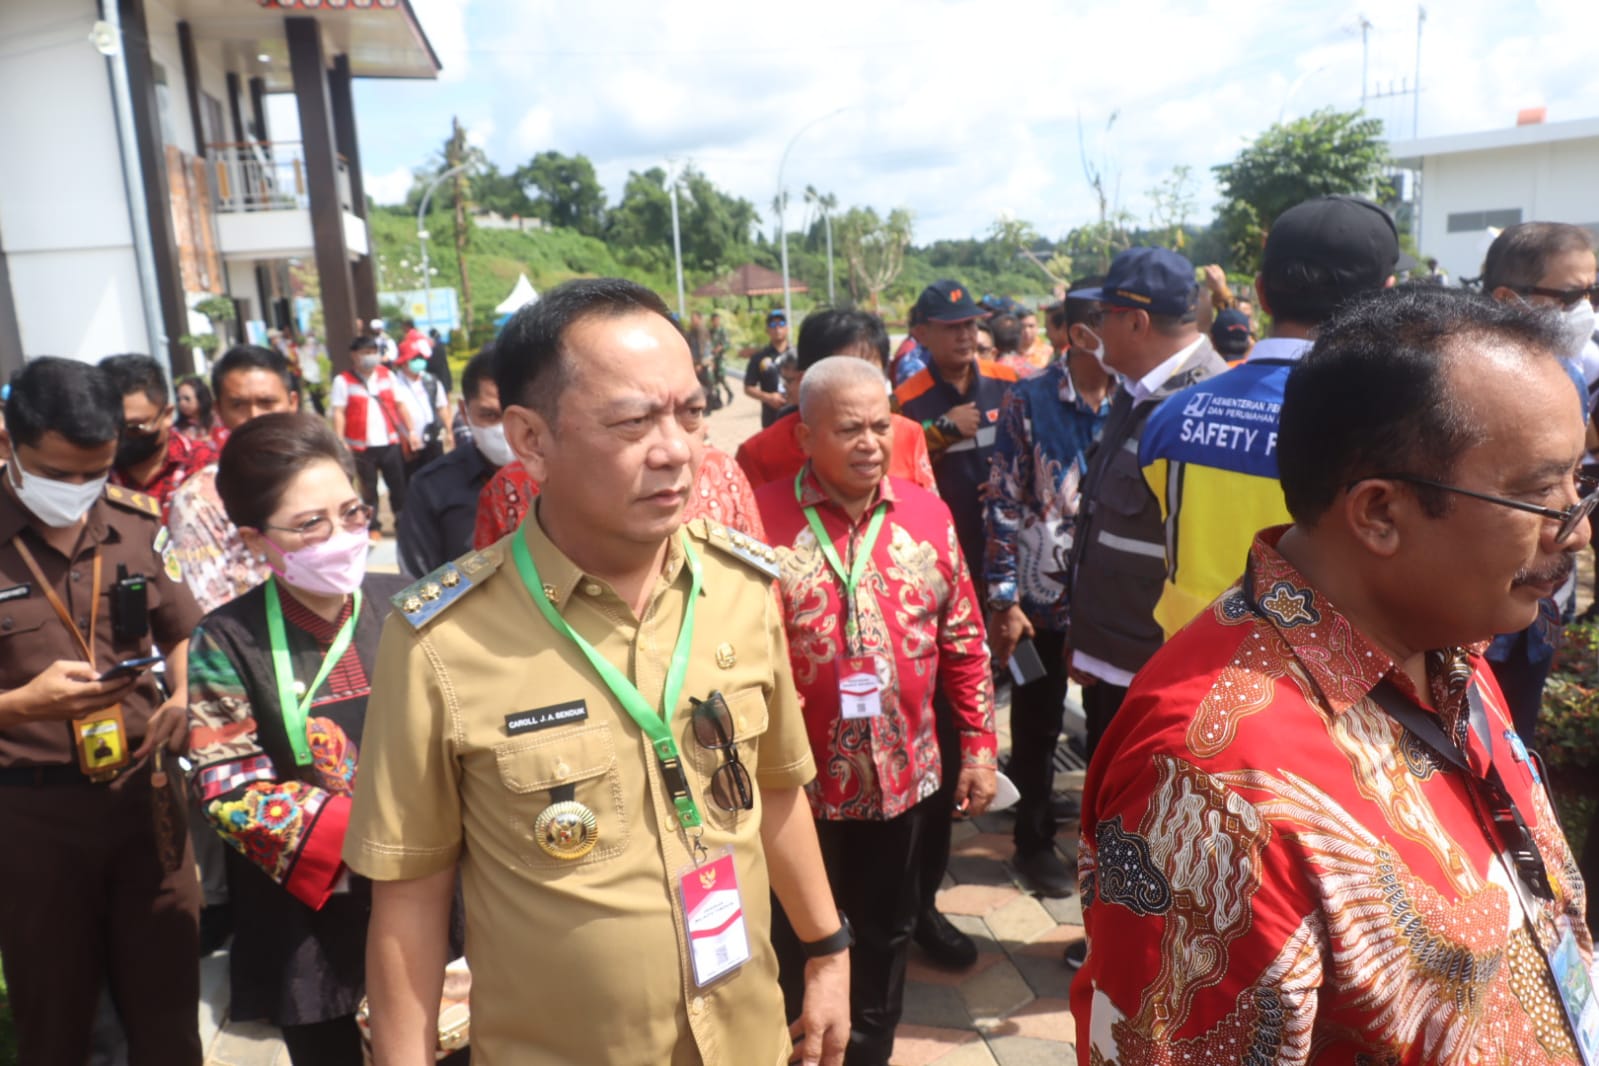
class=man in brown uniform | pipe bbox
[347,279,851,1065]
[0,357,203,1065]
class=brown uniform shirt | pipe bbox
[345,516,816,1066]
[0,484,200,766]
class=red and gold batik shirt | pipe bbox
[755,468,996,821]
[1074,525,1593,1065]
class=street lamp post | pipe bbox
[777,107,852,323]
[418,162,471,336]
[668,162,686,318]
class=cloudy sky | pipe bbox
[324,0,1599,245]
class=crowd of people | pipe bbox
[0,197,1595,1066]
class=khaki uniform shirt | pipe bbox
[0,484,199,766]
[345,516,816,1066]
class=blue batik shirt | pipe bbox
[982,361,1112,630]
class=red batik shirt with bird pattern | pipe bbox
[1073,526,1594,1065]
[755,468,996,821]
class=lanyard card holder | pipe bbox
[73,703,130,782]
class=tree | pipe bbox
[605,167,674,273]
[470,163,534,218]
[838,207,914,311]
[1213,108,1389,273]
[445,117,476,335]
[1146,165,1198,252]
[1060,216,1135,277]
[991,215,1074,291]
[515,151,607,237]
[676,166,758,272]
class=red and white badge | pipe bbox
[838,655,885,719]
[678,847,750,987]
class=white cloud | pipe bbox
[410,0,471,83]
[352,0,1592,245]
[365,164,415,206]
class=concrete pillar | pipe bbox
[286,16,356,370]
[329,54,376,324]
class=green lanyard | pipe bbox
[265,578,362,767]
[511,525,706,831]
[794,467,886,650]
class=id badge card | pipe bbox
[1550,924,1599,1063]
[838,656,884,720]
[678,846,751,987]
[73,703,130,781]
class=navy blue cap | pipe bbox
[1210,308,1253,356]
[1075,248,1198,317]
[914,279,985,323]
[767,309,787,325]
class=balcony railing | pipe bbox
[208,142,352,215]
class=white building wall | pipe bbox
[1418,137,1599,282]
[0,0,151,361]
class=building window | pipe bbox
[1447,208,1523,233]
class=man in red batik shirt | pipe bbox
[101,354,218,522]
[736,308,937,494]
[756,356,996,1066]
[1075,287,1596,1064]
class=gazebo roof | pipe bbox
[692,263,808,298]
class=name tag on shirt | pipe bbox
[0,584,30,604]
[1551,923,1599,1063]
[678,848,750,987]
[505,700,589,736]
[838,656,884,719]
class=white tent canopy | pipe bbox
[495,274,539,315]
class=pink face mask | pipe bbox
[267,529,369,597]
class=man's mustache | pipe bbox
[1513,553,1576,589]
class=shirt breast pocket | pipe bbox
[495,722,629,870]
[691,687,769,831]
[0,610,56,684]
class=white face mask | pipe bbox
[8,456,107,528]
[469,416,515,468]
[1078,328,1112,374]
[1557,299,1597,357]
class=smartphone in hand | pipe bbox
[1008,638,1047,687]
[97,655,162,683]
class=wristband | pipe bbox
[800,910,855,958]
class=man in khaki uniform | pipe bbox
[347,278,852,1066]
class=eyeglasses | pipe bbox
[264,502,375,543]
[1351,473,1599,544]
[125,406,172,436]
[1511,284,1599,310]
[689,691,753,812]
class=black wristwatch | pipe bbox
[800,911,854,958]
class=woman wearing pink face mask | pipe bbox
[183,412,463,1064]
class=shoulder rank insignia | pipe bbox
[391,548,503,630]
[103,483,161,519]
[693,519,780,580]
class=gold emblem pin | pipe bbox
[440,569,461,588]
[534,800,599,860]
[715,643,736,670]
[542,583,559,603]
[420,583,442,601]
